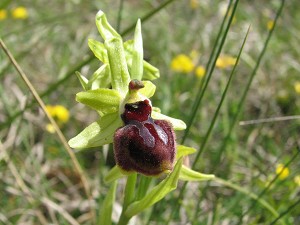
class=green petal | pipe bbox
[125,158,183,217]
[68,113,122,149]
[151,111,186,130]
[140,81,156,98]
[179,165,215,182]
[176,145,197,160]
[76,88,121,116]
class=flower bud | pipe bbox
[114,99,176,176]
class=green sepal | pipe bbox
[124,40,160,80]
[75,71,89,91]
[104,166,126,184]
[96,11,130,96]
[142,60,160,80]
[88,39,108,63]
[140,81,156,98]
[125,158,183,217]
[151,111,186,130]
[68,113,122,149]
[179,165,215,182]
[99,180,117,225]
[76,88,121,116]
[105,38,130,96]
[131,19,143,80]
[95,10,121,41]
[176,145,197,160]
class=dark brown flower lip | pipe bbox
[113,98,176,176]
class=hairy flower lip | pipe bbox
[114,99,176,176]
[114,120,176,176]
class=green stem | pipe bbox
[117,173,137,225]
[136,176,152,200]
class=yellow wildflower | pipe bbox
[294,82,300,94]
[267,20,274,31]
[46,105,70,123]
[294,175,300,186]
[170,54,195,73]
[45,105,70,132]
[216,55,237,69]
[45,105,56,116]
[195,65,205,78]
[190,0,199,10]
[54,105,70,123]
[12,7,28,19]
[0,9,7,20]
[276,163,289,180]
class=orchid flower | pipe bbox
[68,11,214,219]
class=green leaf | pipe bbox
[140,81,156,98]
[131,19,143,80]
[76,88,121,116]
[88,39,108,63]
[68,113,122,149]
[151,111,186,130]
[75,71,88,91]
[99,180,117,225]
[96,10,130,96]
[104,166,125,184]
[125,158,183,217]
[176,145,196,160]
[179,165,215,182]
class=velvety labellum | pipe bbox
[114,99,176,176]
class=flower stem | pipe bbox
[117,173,137,225]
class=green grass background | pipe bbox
[1,0,300,224]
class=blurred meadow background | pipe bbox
[1,0,300,224]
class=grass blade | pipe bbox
[216,0,286,166]
[181,0,236,144]
[192,25,251,169]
